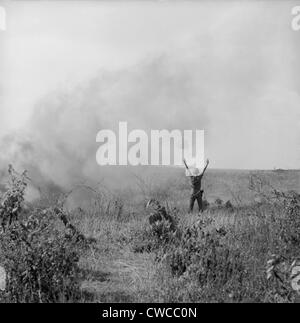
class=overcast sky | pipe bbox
[0,1,299,178]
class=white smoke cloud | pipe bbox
[0,1,299,190]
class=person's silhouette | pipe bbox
[184,159,209,213]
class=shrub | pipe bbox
[132,200,179,253]
[265,190,300,302]
[0,166,84,303]
[225,200,234,210]
[155,219,251,302]
[166,222,245,281]
[215,198,223,207]
[0,165,27,230]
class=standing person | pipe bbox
[184,158,209,213]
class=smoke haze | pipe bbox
[0,1,299,190]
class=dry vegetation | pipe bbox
[0,166,299,303]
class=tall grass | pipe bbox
[0,167,299,302]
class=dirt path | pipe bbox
[81,246,156,302]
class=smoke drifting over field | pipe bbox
[0,1,299,190]
[1,53,211,187]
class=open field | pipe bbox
[0,167,299,303]
[1,0,299,305]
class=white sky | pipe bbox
[0,0,299,170]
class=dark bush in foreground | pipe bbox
[133,183,300,302]
[163,222,251,301]
[0,166,84,303]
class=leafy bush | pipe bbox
[132,200,179,253]
[164,221,247,288]
[0,166,84,303]
[264,190,300,302]
[277,191,300,249]
[0,165,27,230]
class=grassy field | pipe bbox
[68,168,300,302]
[0,167,300,303]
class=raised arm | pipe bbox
[183,159,192,176]
[201,159,209,177]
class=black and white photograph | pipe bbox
[0,0,299,306]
